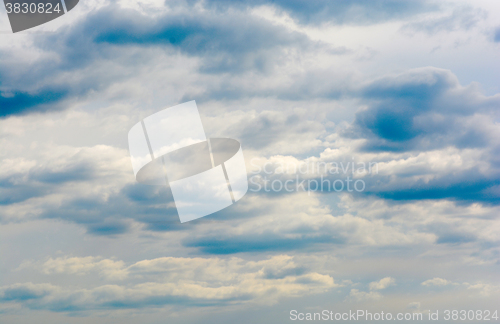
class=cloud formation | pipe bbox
[421,277,451,286]
[204,0,437,25]
[0,0,499,321]
[4,255,336,312]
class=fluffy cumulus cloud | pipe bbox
[0,0,499,322]
[369,277,395,290]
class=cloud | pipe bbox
[0,1,330,117]
[41,256,128,280]
[401,6,487,34]
[229,110,325,154]
[181,193,436,254]
[464,282,500,297]
[0,143,129,208]
[4,255,337,312]
[247,142,500,205]
[348,289,382,301]
[204,0,437,25]
[350,67,500,152]
[0,152,96,206]
[332,67,500,203]
[0,283,56,302]
[2,102,498,252]
[347,277,394,302]
[0,0,440,118]
[0,89,70,118]
[422,278,451,286]
[420,279,500,297]
[369,277,395,290]
[0,0,498,322]
[88,6,316,73]
[495,27,500,42]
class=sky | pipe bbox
[0,0,499,323]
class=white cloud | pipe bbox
[421,278,451,286]
[348,289,382,301]
[41,256,128,280]
[464,282,500,297]
[3,255,337,311]
[369,277,396,291]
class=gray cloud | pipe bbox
[348,67,500,152]
[0,158,96,205]
[0,2,326,117]
[39,184,183,235]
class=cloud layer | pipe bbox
[0,0,499,322]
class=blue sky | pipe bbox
[0,0,499,323]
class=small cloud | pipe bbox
[407,302,421,310]
[464,283,500,297]
[41,256,128,280]
[421,277,450,286]
[340,279,354,287]
[349,289,382,301]
[369,277,395,290]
